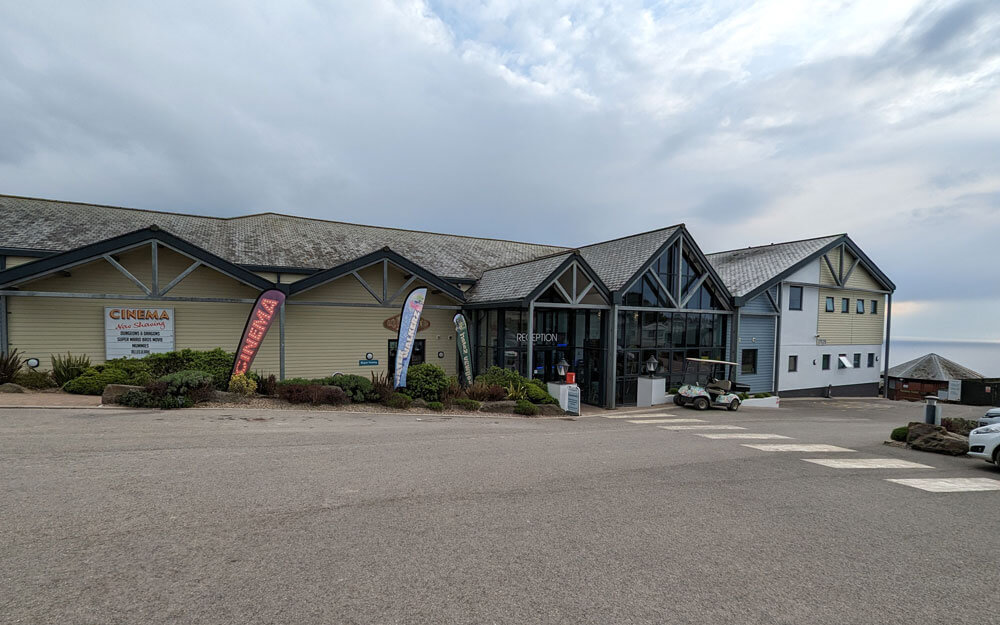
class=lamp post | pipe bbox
[556,357,570,381]
[645,355,659,377]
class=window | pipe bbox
[741,349,758,375]
[856,299,864,314]
[388,339,426,374]
[788,355,798,372]
[853,353,861,368]
[825,297,834,312]
[867,353,875,368]
[871,300,878,315]
[841,298,849,313]
[838,353,848,369]
[789,286,803,310]
[822,354,831,370]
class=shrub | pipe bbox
[0,348,23,384]
[525,383,558,405]
[942,417,978,437]
[454,398,481,411]
[753,392,772,399]
[276,377,315,386]
[442,376,464,402]
[14,369,56,389]
[278,383,312,404]
[118,389,159,408]
[737,392,751,400]
[513,399,539,416]
[102,357,155,386]
[257,373,278,396]
[386,392,412,409]
[467,382,506,402]
[64,367,132,395]
[277,384,347,405]
[158,395,194,409]
[370,370,394,403]
[228,374,257,397]
[403,363,450,402]
[890,426,909,442]
[325,374,374,403]
[503,379,529,401]
[144,348,235,389]
[51,352,91,386]
[475,366,522,389]
[159,370,214,397]
[426,401,445,412]
[668,387,680,394]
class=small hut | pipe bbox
[886,353,983,401]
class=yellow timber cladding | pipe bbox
[816,246,886,345]
[5,244,459,378]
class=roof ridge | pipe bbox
[0,193,571,250]
[479,249,577,274]
[576,224,684,249]
[706,233,845,257]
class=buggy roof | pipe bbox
[685,358,738,366]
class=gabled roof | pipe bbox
[0,194,567,280]
[464,252,573,303]
[0,226,274,291]
[706,235,842,298]
[578,226,681,291]
[888,353,984,382]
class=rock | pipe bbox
[480,400,517,413]
[537,404,567,416]
[0,383,25,393]
[411,398,427,409]
[906,421,969,456]
[102,384,143,403]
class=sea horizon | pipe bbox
[889,338,1000,378]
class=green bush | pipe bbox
[454,398,481,411]
[159,370,214,398]
[737,392,751,400]
[525,383,558,405]
[513,399,539,416]
[103,357,154,386]
[890,426,909,442]
[668,387,680,394]
[466,382,505,402]
[753,392,772,399]
[118,389,159,408]
[14,369,56,389]
[64,367,132,395]
[504,379,529,401]
[403,363,450,402]
[51,352,91,386]
[228,374,257,396]
[426,401,445,412]
[144,348,235,389]
[475,366,522,389]
[324,374,374,403]
[386,392,412,409]
[0,348,23,384]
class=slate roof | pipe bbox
[0,195,567,280]
[578,226,680,291]
[888,353,984,382]
[706,235,843,297]
[464,252,573,303]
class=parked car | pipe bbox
[978,408,1000,428]
[968,424,1000,467]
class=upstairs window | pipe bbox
[871,300,878,315]
[789,286,803,311]
[825,297,834,312]
[856,299,865,314]
[841,298,849,313]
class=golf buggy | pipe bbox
[674,358,750,411]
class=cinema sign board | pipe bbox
[105,307,175,359]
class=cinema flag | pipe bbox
[453,313,474,387]
[394,287,427,389]
[231,289,285,380]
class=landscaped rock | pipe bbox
[537,404,567,416]
[102,384,144,404]
[906,421,969,456]
[0,383,25,393]
[480,400,517,413]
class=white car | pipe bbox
[979,408,1000,428]
[968,424,1000,467]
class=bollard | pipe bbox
[924,395,941,425]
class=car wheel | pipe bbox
[693,397,709,411]
[727,399,740,411]
[994,447,1000,468]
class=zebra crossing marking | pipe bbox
[696,433,792,440]
[657,424,746,431]
[603,413,678,419]
[803,458,933,469]
[626,418,706,424]
[743,444,854,452]
[885,478,1000,492]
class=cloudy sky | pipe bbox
[1,0,998,345]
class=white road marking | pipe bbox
[603,413,678,419]
[743,444,854,452]
[885,478,1000,492]
[626,418,706,424]
[803,458,933,469]
[696,433,792,440]
[657,424,746,430]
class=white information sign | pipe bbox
[947,379,962,402]
[105,307,174,359]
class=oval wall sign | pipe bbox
[383,314,430,333]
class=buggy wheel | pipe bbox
[693,397,709,411]
[727,399,740,411]
[674,395,685,406]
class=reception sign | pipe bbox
[105,307,174,359]
[453,313,474,387]
[393,287,427,389]
[231,289,285,379]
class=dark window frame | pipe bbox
[388,338,426,374]
[841,298,849,314]
[853,353,861,369]
[825,297,834,312]
[741,349,758,375]
[822,354,831,370]
[838,353,847,369]
[867,352,875,368]
[788,355,798,372]
[788,286,803,311]
[856,299,864,314]
[871,299,878,315]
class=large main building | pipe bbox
[0,195,895,407]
